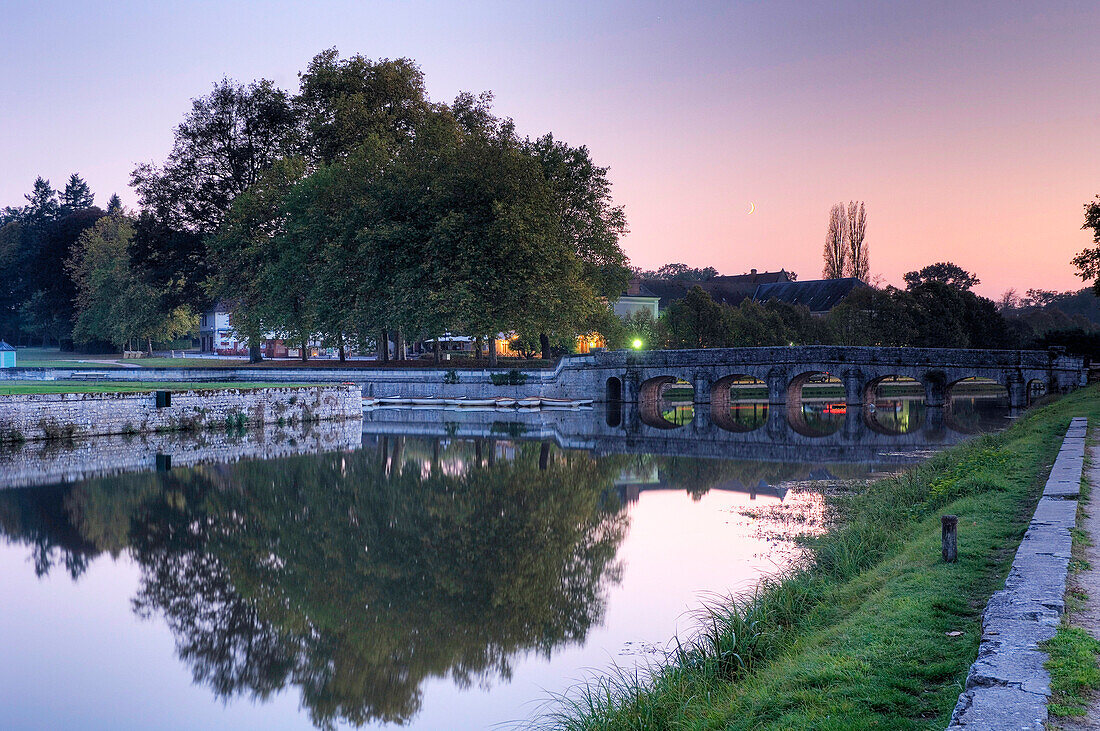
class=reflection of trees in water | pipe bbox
[616,455,874,501]
[0,444,627,729]
[947,396,1010,433]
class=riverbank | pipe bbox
[549,385,1100,729]
[0,385,361,443]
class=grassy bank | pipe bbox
[0,381,307,395]
[549,386,1100,730]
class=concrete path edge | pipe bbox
[947,417,1086,730]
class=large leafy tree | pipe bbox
[131,78,297,351]
[903,261,980,291]
[67,214,196,352]
[1072,195,1100,294]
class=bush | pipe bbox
[490,370,527,386]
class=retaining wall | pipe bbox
[947,417,1086,729]
[0,385,362,443]
[0,419,363,489]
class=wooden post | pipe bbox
[942,515,958,563]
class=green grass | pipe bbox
[546,386,1100,730]
[1043,626,1100,717]
[0,381,308,395]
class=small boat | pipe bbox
[494,397,517,408]
[408,396,442,406]
[440,396,468,406]
[453,397,498,407]
[362,396,379,407]
[515,396,541,408]
[377,395,407,405]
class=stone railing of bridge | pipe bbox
[556,346,1088,410]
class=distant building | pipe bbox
[751,277,866,315]
[0,341,15,368]
[614,278,660,319]
[620,269,794,315]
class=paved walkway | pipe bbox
[1063,449,1100,729]
[949,418,1086,729]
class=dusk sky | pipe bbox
[3,0,1098,298]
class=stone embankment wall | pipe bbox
[0,419,363,490]
[947,417,1085,729]
[0,385,361,443]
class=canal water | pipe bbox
[0,396,1010,730]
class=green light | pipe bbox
[632,338,643,349]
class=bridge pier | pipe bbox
[692,372,712,404]
[766,368,788,404]
[924,379,946,408]
[842,368,865,405]
[1005,373,1027,410]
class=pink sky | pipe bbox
[2,1,1098,298]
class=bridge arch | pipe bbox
[638,375,694,429]
[1026,378,1046,406]
[711,374,769,432]
[787,370,842,405]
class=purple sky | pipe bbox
[3,1,1099,297]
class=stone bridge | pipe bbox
[558,346,1087,411]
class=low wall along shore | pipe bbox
[0,385,362,443]
[0,419,363,489]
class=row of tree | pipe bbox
[593,261,1088,352]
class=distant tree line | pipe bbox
[593,260,1100,353]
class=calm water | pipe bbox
[0,396,1010,730]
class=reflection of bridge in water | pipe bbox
[361,399,1007,466]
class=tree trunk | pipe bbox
[379,329,389,362]
[433,338,440,364]
[395,329,405,361]
[339,345,346,362]
[474,336,483,361]
[301,338,309,362]
[249,338,263,363]
[147,337,153,356]
[488,336,498,367]
[539,441,550,471]
[540,333,551,360]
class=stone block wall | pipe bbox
[0,418,363,489]
[0,385,362,443]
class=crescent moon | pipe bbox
[748,201,755,214]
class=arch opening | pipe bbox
[945,377,1010,433]
[1026,378,1047,407]
[639,376,694,429]
[863,375,925,435]
[605,377,623,427]
[786,371,845,437]
[712,374,769,432]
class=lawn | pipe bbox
[0,381,309,395]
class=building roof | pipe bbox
[0,340,14,351]
[640,270,791,309]
[752,277,866,313]
[619,270,795,310]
